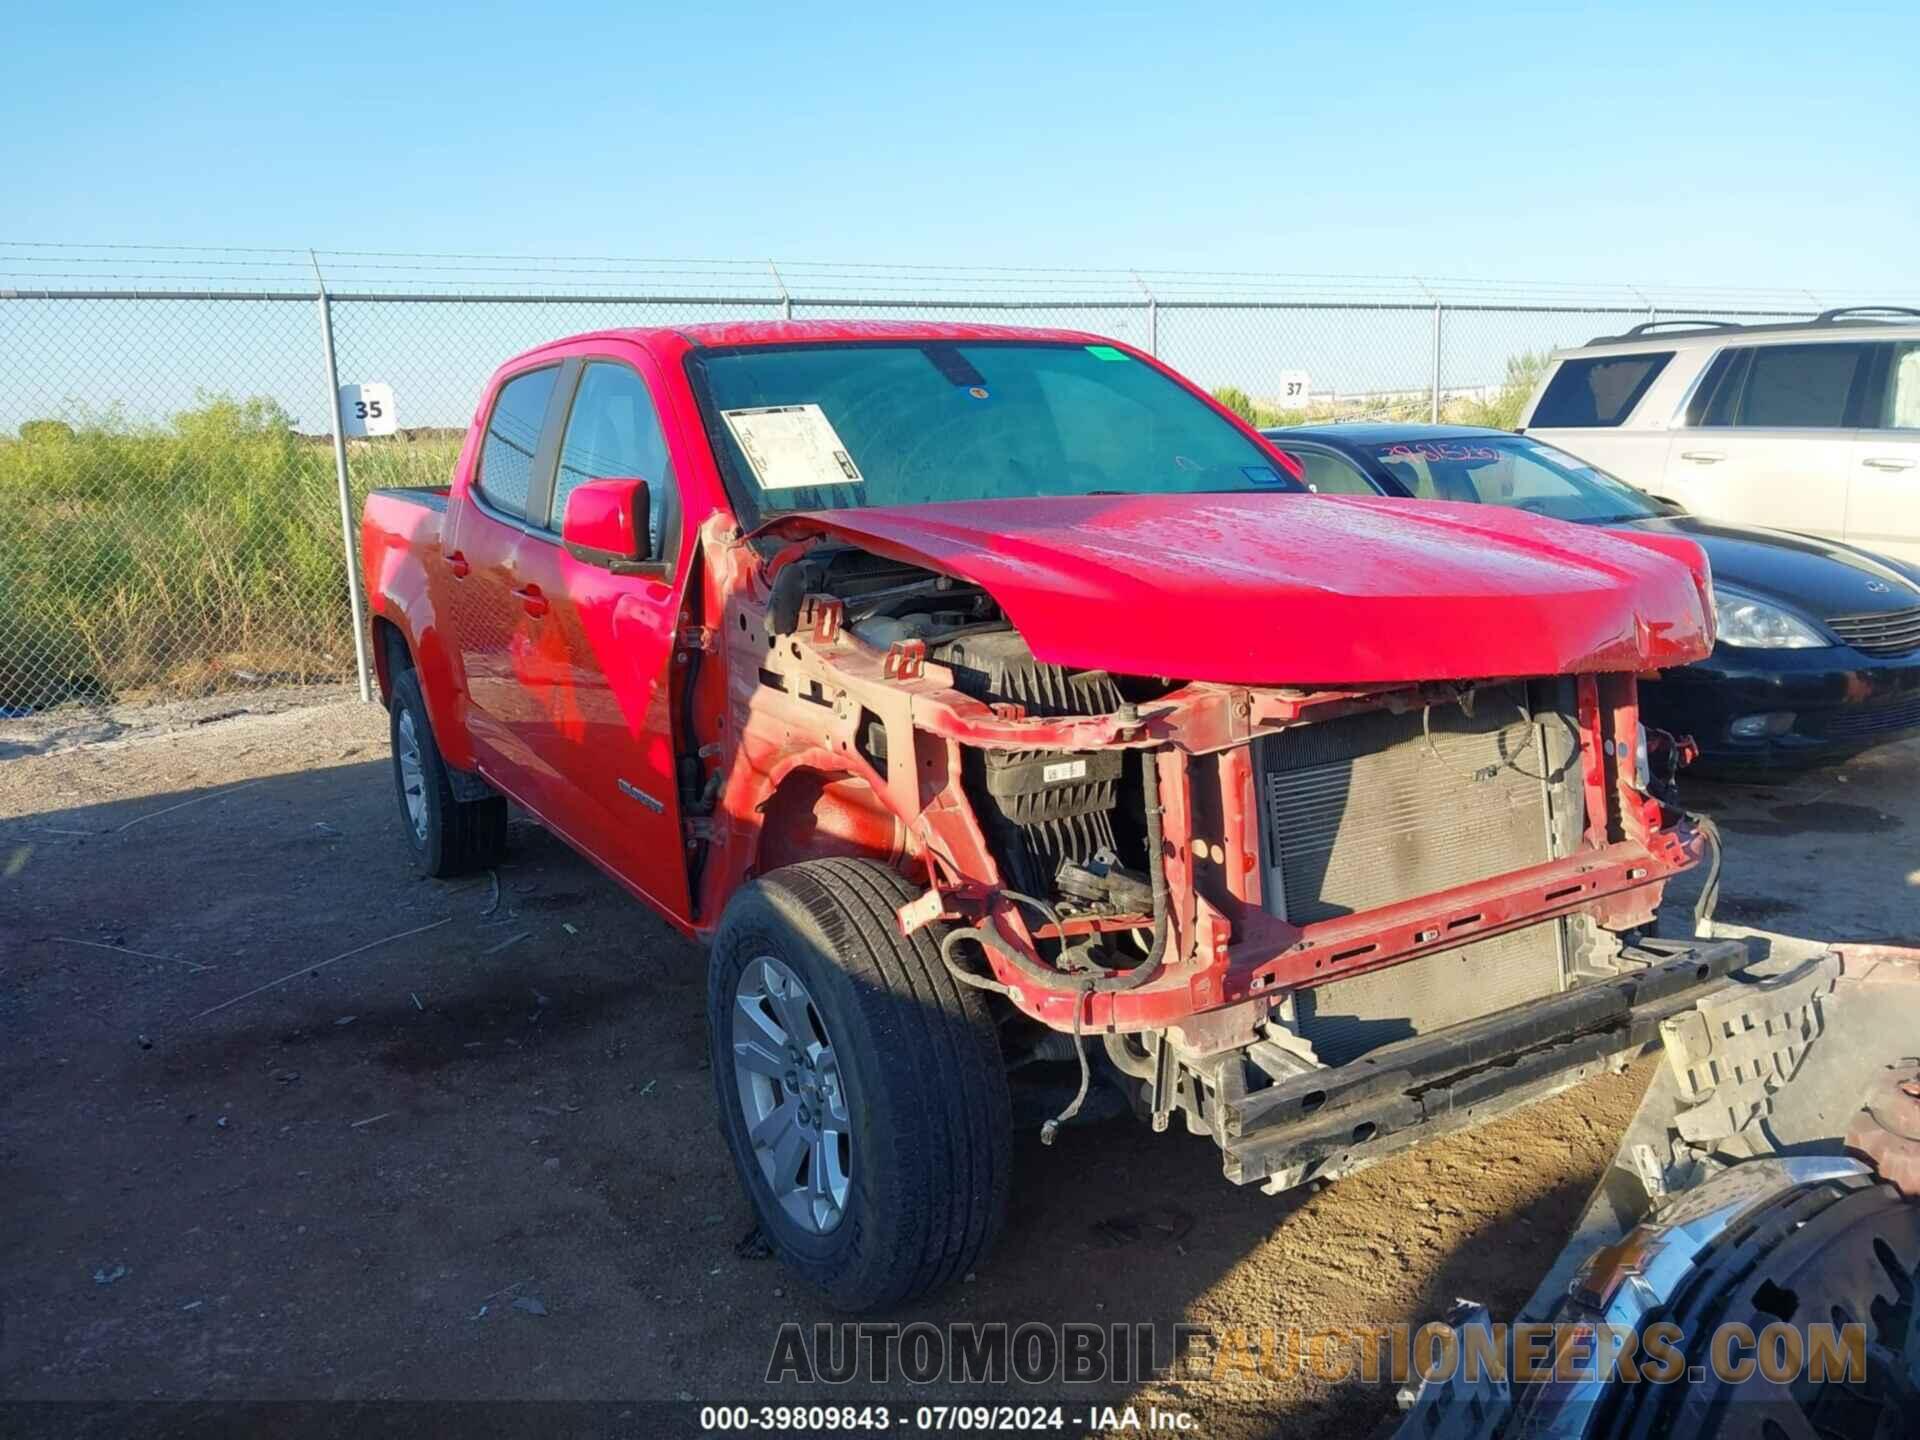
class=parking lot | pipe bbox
[2,691,1915,1436]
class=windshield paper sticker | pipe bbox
[1084,344,1130,362]
[720,404,864,490]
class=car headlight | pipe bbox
[1712,585,1829,649]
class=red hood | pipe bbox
[761,493,1713,685]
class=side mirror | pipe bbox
[561,477,653,572]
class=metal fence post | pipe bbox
[1131,272,1157,356]
[1430,303,1443,422]
[769,259,792,321]
[314,289,373,703]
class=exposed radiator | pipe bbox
[1256,683,1584,1064]
[1295,923,1568,1065]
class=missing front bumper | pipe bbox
[1217,937,1751,1192]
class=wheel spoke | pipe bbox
[769,973,817,1051]
[768,1115,809,1189]
[733,1035,787,1081]
[809,1135,835,1209]
[734,990,786,1053]
[817,1058,849,1132]
[751,1096,800,1148]
[830,1131,851,1183]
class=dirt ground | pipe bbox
[2,691,1914,1437]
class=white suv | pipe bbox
[1519,307,1920,562]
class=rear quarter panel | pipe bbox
[360,488,478,772]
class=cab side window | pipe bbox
[551,362,676,558]
[474,366,560,518]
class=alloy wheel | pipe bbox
[731,955,852,1234]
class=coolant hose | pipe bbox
[1097,752,1171,991]
[937,755,1171,1148]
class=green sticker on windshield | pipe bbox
[1084,344,1130,362]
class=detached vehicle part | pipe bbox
[1396,943,1920,1439]
[1400,1158,1920,1440]
[359,322,1724,1310]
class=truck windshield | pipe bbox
[686,340,1299,519]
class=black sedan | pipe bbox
[1261,423,1920,771]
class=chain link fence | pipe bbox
[0,246,1864,713]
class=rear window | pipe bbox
[1530,352,1672,428]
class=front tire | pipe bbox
[388,668,507,877]
[708,858,1011,1312]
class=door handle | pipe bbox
[446,550,471,579]
[513,583,549,618]
[1679,450,1726,464]
[1862,456,1917,472]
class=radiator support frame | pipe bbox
[1252,681,1588,1063]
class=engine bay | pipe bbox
[770,546,1174,964]
[724,536,1707,1053]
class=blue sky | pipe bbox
[5,1,1916,290]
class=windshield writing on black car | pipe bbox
[1370,437,1660,523]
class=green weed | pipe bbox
[0,396,458,707]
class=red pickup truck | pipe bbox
[361,321,1736,1311]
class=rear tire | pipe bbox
[388,668,507,877]
[708,858,1011,1312]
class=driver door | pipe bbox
[504,354,693,921]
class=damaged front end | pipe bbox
[698,511,1729,1194]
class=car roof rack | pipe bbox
[1815,305,1920,322]
[1619,318,1745,337]
[1584,306,1920,347]
[1582,318,1751,343]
